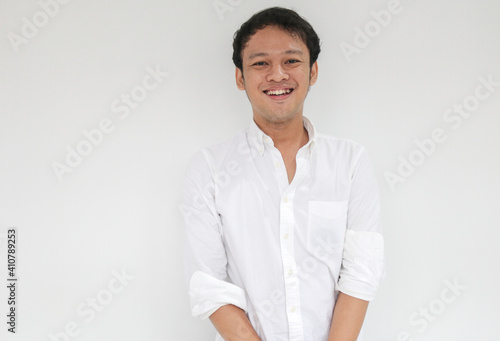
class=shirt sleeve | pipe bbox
[337,147,385,301]
[179,150,247,319]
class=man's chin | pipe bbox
[253,111,302,125]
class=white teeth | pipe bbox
[266,89,292,96]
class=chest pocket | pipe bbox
[307,201,348,252]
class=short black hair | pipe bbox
[232,7,321,71]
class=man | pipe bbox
[180,7,384,341]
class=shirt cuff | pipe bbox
[189,271,248,319]
[337,230,385,301]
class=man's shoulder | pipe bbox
[189,129,247,170]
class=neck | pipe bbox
[253,114,309,151]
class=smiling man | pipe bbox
[181,7,384,341]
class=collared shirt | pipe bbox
[180,116,384,341]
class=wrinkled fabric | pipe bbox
[180,117,384,341]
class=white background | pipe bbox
[1,0,499,340]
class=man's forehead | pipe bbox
[242,26,307,59]
[247,49,304,61]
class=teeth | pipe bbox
[266,89,292,96]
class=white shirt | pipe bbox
[180,116,384,341]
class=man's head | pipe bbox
[232,7,321,73]
[232,7,321,125]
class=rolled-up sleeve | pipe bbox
[179,150,247,319]
[337,148,385,301]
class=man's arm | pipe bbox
[209,304,262,341]
[181,152,250,331]
[329,148,384,340]
[327,292,369,341]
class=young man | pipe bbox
[180,7,384,341]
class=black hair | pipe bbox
[232,7,321,71]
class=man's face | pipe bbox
[236,25,318,125]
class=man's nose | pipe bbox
[266,63,289,82]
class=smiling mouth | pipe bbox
[264,88,294,96]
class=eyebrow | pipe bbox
[248,49,304,60]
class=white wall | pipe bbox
[0,0,499,340]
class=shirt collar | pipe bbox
[247,116,317,156]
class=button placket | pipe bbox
[279,187,304,340]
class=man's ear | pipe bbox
[309,61,318,86]
[235,67,245,90]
